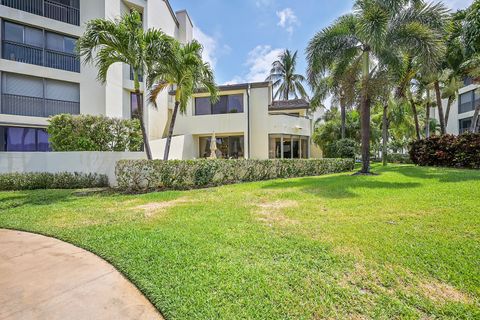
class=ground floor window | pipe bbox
[199,135,244,159]
[459,118,472,134]
[269,134,309,159]
[0,126,50,151]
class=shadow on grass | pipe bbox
[261,174,421,199]
[0,188,117,211]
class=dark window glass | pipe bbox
[195,97,211,115]
[459,118,472,134]
[1,126,51,152]
[130,93,142,119]
[25,27,43,47]
[199,136,244,159]
[227,94,243,113]
[459,91,474,114]
[37,129,51,151]
[7,127,36,151]
[228,136,244,158]
[64,37,77,54]
[4,22,24,43]
[212,96,228,114]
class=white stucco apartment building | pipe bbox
[0,0,320,159]
[431,80,479,135]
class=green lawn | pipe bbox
[0,165,479,319]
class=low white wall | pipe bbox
[150,135,195,160]
[0,152,146,186]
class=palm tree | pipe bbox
[147,40,218,160]
[307,0,447,174]
[77,10,174,160]
[266,50,308,100]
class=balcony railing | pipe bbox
[1,94,80,117]
[2,41,43,66]
[2,41,80,73]
[1,0,80,26]
[45,49,80,72]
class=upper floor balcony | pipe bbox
[2,21,80,73]
[1,0,80,26]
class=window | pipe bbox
[459,118,472,134]
[46,32,76,54]
[0,126,51,152]
[1,72,80,117]
[130,92,142,119]
[4,22,43,47]
[195,94,244,115]
[269,135,309,159]
[199,136,244,159]
[459,90,477,114]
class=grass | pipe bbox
[0,164,479,319]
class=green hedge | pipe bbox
[48,114,143,151]
[116,159,355,192]
[0,172,109,191]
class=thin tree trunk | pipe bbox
[425,89,430,138]
[382,102,388,166]
[340,96,346,139]
[434,81,446,135]
[360,50,371,174]
[136,90,152,160]
[470,103,480,133]
[445,96,453,128]
[410,98,421,140]
[163,101,180,160]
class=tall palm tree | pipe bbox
[307,0,447,174]
[266,50,308,100]
[77,10,174,160]
[147,40,218,160]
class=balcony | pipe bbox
[1,0,80,26]
[1,94,80,117]
[2,41,80,73]
[268,113,311,136]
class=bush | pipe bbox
[335,139,357,158]
[409,133,480,168]
[48,114,143,152]
[116,159,355,192]
[0,172,109,191]
[387,153,412,164]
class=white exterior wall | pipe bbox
[431,84,479,135]
[0,152,146,186]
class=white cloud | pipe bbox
[193,26,218,69]
[225,45,284,84]
[444,0,472,10]
[276,8,299,35]
[255,0,275,7]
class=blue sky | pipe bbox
[170,0,473,86]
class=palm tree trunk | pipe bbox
[163,101,180,160]
[136,90,152,160]
[340,96,346,139]
[470,103,480,133]
[382,103,388,166]
[360,50,371,174]
[425,89,430,138]
[434,81,446,135]
[410,98,421,140]
[445,96,453,128]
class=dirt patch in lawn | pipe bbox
[255,200,299,226]
[135,198,192,218]
[419,281,471,304]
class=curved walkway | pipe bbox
[0,229,162,320]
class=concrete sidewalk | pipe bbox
[0,229,162,320]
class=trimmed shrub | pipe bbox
[48,114,143,152]
[409,133,480,168]
[335,139,357,159]
[116,158,355,192]
[0,172,108,191]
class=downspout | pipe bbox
[247,84,251,159]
